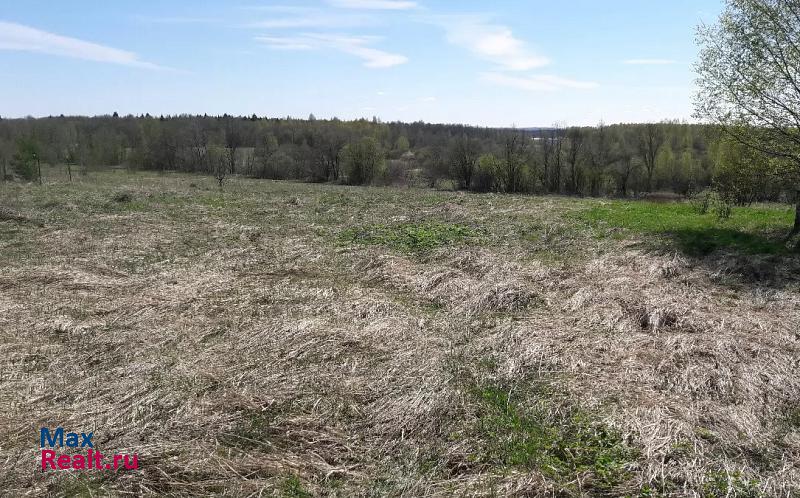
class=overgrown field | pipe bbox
[1,168,799,497]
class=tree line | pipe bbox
[0,113,790,204]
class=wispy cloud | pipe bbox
[256,33,407,68]
[0,20,167,69]
[623,59,677,65]
[433,15,548,71]
[327,0,418,10]
[481,72,598,91]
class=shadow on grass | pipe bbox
[667,227,788,257]
[577,201,800,288]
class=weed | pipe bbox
[702,470,761,498]
[469,381,638,494]
[280,475,312,498]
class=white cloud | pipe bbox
[436,16,548,71]
[256,33,407,68]
[328,0,418,10]
[623,59,677,65]
[482,72,598,91]
[0,20,165,69]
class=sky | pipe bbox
[0,0,724,127]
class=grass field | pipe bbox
[1,168,799,497]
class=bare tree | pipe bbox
[637,123,664,192]
[500,131,528,193]
[541,124,564,193]
[448,135,480,190]
[208,145,228,188]
[224,119,242,175]
[587,122,617,196]
[564,128,585,194]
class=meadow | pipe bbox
[1,168,798,496]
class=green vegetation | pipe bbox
[469,382,638,494]
[578,201,794,255]
[1,170,796,496]
[340,221,486,252]
[280,476,312,498]
[702,470,761,498]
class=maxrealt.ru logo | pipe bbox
[40,427,138,471]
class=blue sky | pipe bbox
[0,0,723,126]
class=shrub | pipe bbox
[471,154,501,193]
[690,188,733,219]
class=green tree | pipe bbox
[394,135,410,155]
[13,137,41,183]
[714,134,774,204]
[342,137,384,185]
[695,0,800,234]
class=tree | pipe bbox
[714,134,774,204]
[541,125,564,193]
[0,137,12,182]
[612,137,639,197]
[341,137,384,185]
[564,128,585,194]
[394,135,410,155]
[208,145,228,188]
[224,119,242,175]
[587,122,616,196]
[695,0,800,234]
[499,131,528,193]
[13,137,41,183]
[638,123,664,191]
[448,135,480,189]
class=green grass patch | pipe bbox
[340,221,486,252]
[702,470,761,498]
[576,201,793,256]
[469,382,638,494]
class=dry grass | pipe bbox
[0,168,798,497]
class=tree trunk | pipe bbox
[793,191,800,234]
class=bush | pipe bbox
[12,138,40,182]
[689,188,733,219]
[470,154,501,193]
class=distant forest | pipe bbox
[0,114,789,203]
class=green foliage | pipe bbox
[689,189,733,219]
[280,476,312,498]
[394,135,410,154]
[340,221,485,251]
[12,137,40,181]
[471,153,501,192]
[713,135,776,205]
[342,137,384,185]
[470,382,638,494]
[702,470,761,498]
[579,201,793,255]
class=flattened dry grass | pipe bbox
[0,168,798,496]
